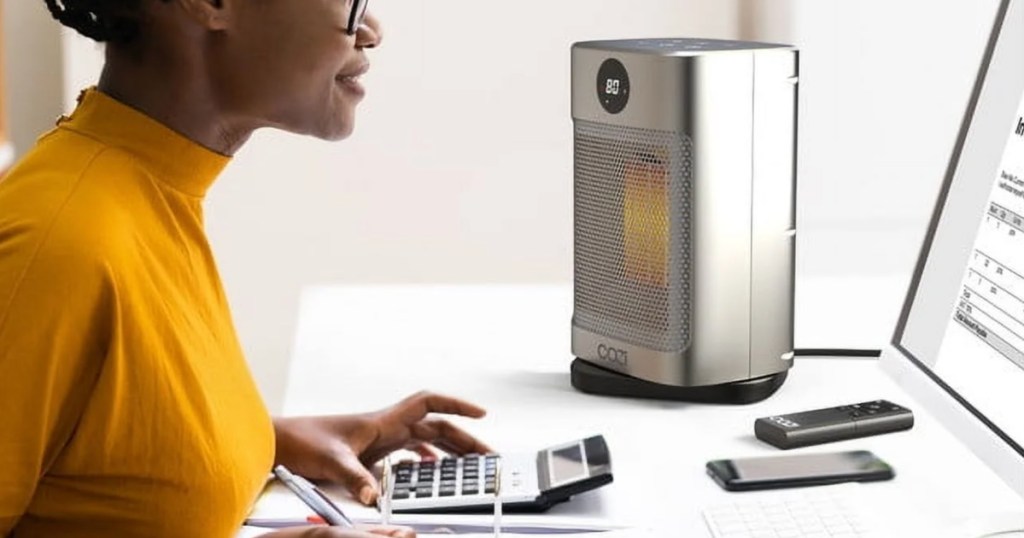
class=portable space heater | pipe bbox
[570,38,799,403]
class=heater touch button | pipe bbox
[597,58,630,114]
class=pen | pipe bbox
[380,456,393,526]
[494,457,502,538]
[274,465,354,527]
[243,516,326,528]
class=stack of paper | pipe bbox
[236,483,650,538]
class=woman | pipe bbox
[0,1,491,536]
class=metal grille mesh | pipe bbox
[573,120,693,352]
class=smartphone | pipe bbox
[705,450,894,492]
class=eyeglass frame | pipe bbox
[346,0,369,36]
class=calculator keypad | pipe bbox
[391,455,500,500]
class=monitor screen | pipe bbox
[896,0,1024,461]
[931,91,1024,452]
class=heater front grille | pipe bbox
[573,120,693,352]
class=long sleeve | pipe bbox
[0,204,112,533]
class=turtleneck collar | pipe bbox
[58,88,231,198]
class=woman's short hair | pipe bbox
[44,0,168,44]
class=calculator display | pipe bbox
[549,444,587,486]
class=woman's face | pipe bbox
[209,0,382,141]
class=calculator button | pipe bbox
[485,483,496,494]
[392,489,411,500]
[415,487,434,498]
[439,488,456,497]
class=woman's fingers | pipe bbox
[394,391,487,422]
[408,418,493,455]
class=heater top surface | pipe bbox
[573,38,793,56]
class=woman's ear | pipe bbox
[174,0,233,31]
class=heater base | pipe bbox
[570,358,787,404]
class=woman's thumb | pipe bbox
[328,448,380,505]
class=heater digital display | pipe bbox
[597,58,630,114]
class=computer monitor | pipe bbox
[880,0,1024,509]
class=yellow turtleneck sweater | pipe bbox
[0,89,275,537]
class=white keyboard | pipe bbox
[702,484,888,538]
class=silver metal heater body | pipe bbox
[570,39,798,403]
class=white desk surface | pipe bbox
[273,283,1022,535]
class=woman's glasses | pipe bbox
[347,0,370,35]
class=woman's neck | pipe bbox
[97,47,255,157]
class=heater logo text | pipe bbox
[597,344,628,366]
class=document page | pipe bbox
[936,90,1024,445]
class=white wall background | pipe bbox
[738,0,1005,349]
[740,0,1003,276]
[2,0,63,160]
[56,1,741,411]
[7,0,1007,409]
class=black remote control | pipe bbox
[754,399,914,449]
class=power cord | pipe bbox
[793,348,881,358]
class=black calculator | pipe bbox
[381,435,613,513]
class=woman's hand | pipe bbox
[273,391,492,505]
[262,524,415,538]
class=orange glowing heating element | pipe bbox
[624,150,669,287]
